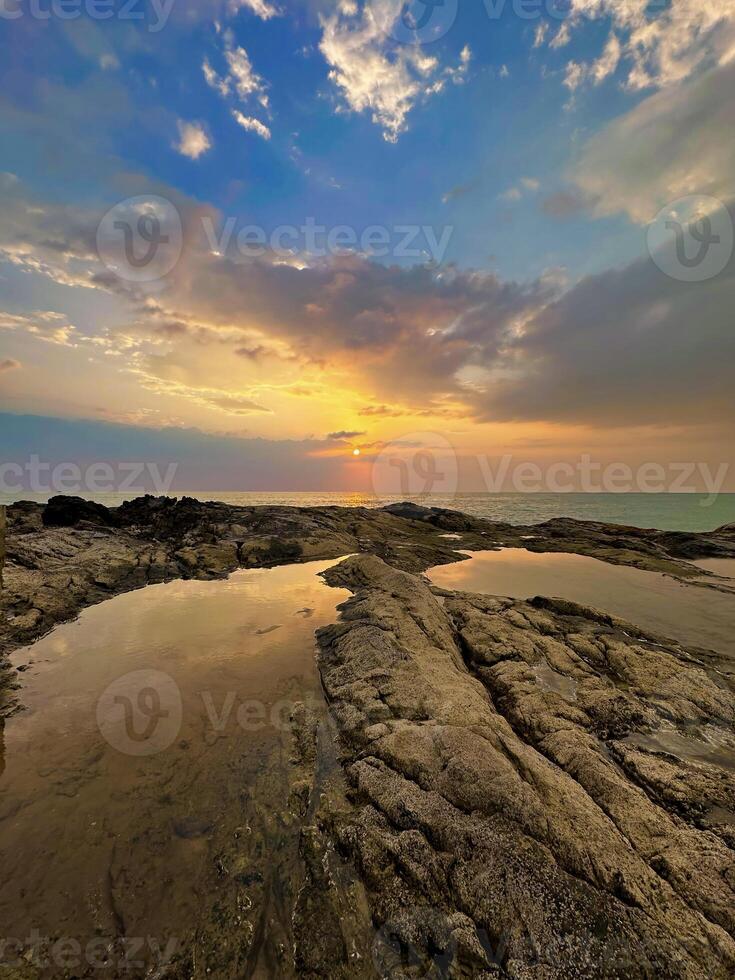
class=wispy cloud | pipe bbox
[203,29,272,138]
[232,110,271,140]
[572,60,735,222]
[499,177,540,203]
[319,4,470,142]
[229,0,280,20]
[551,0,735,92]
[0,310,77,346]
[202,35,268,108]
[327,429,365,440]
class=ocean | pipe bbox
[1,491,734,533]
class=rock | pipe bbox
[42,495,117,528]
[317,554,735,978]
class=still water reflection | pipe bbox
[427,549,735,660]
[0,559,350,977]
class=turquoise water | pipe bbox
[1,491,734,532]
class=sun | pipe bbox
[352,448,361,457]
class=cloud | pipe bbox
[203,58,230,98]
[0,358,21,372]
[563,60,585,91]
[175,120,212,160]
[499,178,540,203]
[327,429,366,440]
[549,23,571,50]
[473,243,735,429]
[223,35,270,106]
[357,402,465,419]
[3,175,732,436]
[229,0,280,19]
[232,110,272,140]
[0,171,216,288]
[562,34,622,90]
[0,412,361,492]
[571,61,735,223]
[541,189,586,218]
[319,3,471,142]
[591,34,621,85]
[203,30,270,108]
[442,181,479,205]
[197,392,271,414]
[0,310,77,346]
[556,0,735,92]
[203,29,273,138]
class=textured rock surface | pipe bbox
[317,554,735,978]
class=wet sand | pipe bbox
[0,558,350,977]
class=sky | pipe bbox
[0,0,733,493]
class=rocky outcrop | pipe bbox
[384,503,735,568]
[2,497,734,717]
[316,554,735,978]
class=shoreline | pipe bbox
[2,494,734,661]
